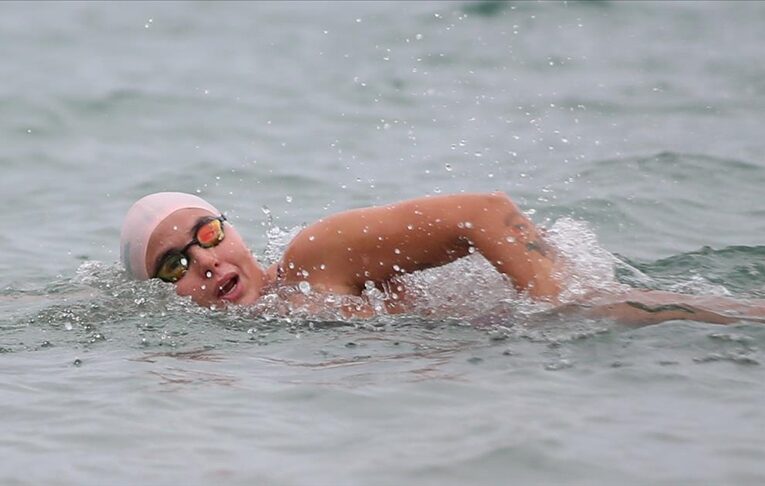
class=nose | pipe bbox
[187,245,220,277]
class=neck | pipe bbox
[264,263,280,288]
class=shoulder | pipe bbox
[279,220,359,289]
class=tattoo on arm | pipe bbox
[503,213,520,228]
[503,211,557,261]
[503,211,533,236]
[526,240,551,258]
[626,302,696,314]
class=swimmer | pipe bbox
[121,191,765,324]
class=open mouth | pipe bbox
[217,274,239,299]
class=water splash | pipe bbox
[396,254,518,319]
[545,217,625,300]
[261,225,302,266]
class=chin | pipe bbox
[236,284,261,306]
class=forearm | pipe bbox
[462,193,562,299]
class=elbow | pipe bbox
[470,192,522,230]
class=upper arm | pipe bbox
[280,195,479,290]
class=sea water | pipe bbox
[2,1,765,484]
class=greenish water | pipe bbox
[2,2,765,484]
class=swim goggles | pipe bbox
[153,215,227,282]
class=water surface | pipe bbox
[2,2,765,484]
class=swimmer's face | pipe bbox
[145,208,265,307]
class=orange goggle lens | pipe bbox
[197,218,224,247]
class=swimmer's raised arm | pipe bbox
[279,192,563,301]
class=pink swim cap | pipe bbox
[120,192,219,280]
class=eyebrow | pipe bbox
[152,216,213,276]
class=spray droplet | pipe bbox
[285,195,293,203]
[445,163,453,172]
[298,281,311,294]
[394,248,401,254]
[468,246,476,254]
[205,271,213,279]
[288,262,295,269]
[505,236,516,243]
[201,285,206,290]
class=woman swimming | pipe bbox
[121,191,764,324]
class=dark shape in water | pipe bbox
[462,0,610,17]
[462,0,508,17]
